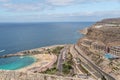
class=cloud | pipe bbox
[2,3,44,12]
[0,0,9,2]
[0,0,120,21]
[46,0,75,6]
[22,10,119,18]
[46,0,120,6]
[38,10,120,18]
[0,0,120,12]
[83,11,120,17]
[0,10,120,22]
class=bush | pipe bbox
[62,62,72,74]
[52,47,64,55]
[43,67,58,74]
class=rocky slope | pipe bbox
[78,18,120,80]
[0,70,81,80]
[96,18,120,24]
[80,18,120,46]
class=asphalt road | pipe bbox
[57,47,68,72]
[74,44,116,80]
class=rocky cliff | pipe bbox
[80,18,120,46]
[96,18,120,24]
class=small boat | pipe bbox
[0,50,5,53]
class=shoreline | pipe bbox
[0,44,66,58]
[0,44,66,72]
[17,54,57,72]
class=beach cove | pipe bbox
[0,45,65,72]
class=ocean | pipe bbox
[0,22,94,56]
[0,22,94,70]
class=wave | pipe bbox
[0,50,5,53]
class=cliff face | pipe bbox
[86,26,120,45]
[80,18,120,46]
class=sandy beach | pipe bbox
[16,44,65,73]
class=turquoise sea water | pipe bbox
[0,22,94,70]
[0,56,35,70]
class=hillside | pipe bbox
[77,18,120,79]
[80,18,120,46]
[96,18,120,24]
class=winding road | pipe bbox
[74,44,116,80]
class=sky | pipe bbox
[0,0,120,22]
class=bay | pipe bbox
[0,22,94,56]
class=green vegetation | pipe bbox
[46,49,51,53]
[66,52,73,64]
[101,76,107,80]
[52,46,64,56]
[62,62,72,74]
[42,46,64,75]
[43,67,58,74]
[62,52,73,75]
[43,48,74,75]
